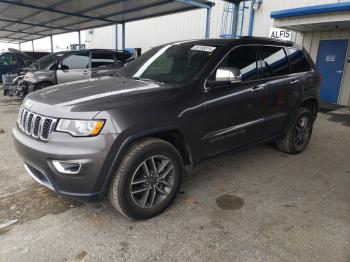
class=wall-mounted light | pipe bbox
[253,0,262,10]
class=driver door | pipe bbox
[56,52,90,84]
[200,45,269,158]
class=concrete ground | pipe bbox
[0,93,349,262]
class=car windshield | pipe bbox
[29,53,64,70]
[120,42,219,84]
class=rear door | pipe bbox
[91,51,119,78]
[56,52,90,84]
[259,45,302,136]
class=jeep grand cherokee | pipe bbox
[13,37,320,219]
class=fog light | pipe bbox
[52,160,81,174]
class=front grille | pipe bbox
[2,74,16,84]
[18,107,57,141]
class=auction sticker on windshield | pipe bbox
[191,45,216,52]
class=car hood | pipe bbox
[24,76,168,119]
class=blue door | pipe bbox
[316,39,348,104]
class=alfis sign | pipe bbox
[270,27,292,41]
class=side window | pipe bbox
[287,48,312,73]
[61,52,90,70]
[0,53,17,65]
[260,46,289,78]
[216,46,258,81]
[91,52,116,68]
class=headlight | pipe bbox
[24,72,34,79]
[56,119,105,137]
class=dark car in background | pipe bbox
[0,48,49,85]
[13,37,320,219]
[3,49,132,97]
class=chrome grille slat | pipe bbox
[17,107,56,141]
[26,113,34,134]
[22,110,28,132]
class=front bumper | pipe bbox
[12,126,118,200]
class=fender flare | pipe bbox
[98,125,193,196]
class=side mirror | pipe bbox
[215,67,242,83]
[206,67,242,89]
[59,64,69,71]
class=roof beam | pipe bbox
[175,0,213,9]
[100,0,174,19]
[0,28,47,36]
[0,0,116,23]
[0,18,72,31]
[0,35,28,41]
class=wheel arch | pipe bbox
[283,97,319,136]
[300,97,319,120]
[100,126,194,196]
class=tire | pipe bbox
[277,107,314,154]
[109,138,183,220]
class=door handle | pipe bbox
[83,71,89,75]
[336,70,343,74]
[92,70,98,74]
[251,85,265,92]
[290,79,300,85]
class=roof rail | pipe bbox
[240,36,294,46]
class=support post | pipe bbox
[78,30,81,50]
[31,40,34,52]
[115,24,118,50]
[121,22,126,50]
[205,7,212,38]
[50,35,54,53]
[18,43,21,51]
[248,0,255,36]
[232,3,239,38]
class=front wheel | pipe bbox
[277,107,314,154]
[109,138,183,219]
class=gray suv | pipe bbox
[3,49,132,97]
[13,38,320,219]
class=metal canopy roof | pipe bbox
[0,0,214,43]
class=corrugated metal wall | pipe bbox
[89,0,226,51]
[88,0,344,50]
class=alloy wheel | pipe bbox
[130,155,175,208]
[294,115,311,147]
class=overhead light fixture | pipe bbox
[253,0,262,10]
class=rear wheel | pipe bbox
[109,138,183,219]
[277,107,313,154]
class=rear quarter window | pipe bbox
[286,48,312,74]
